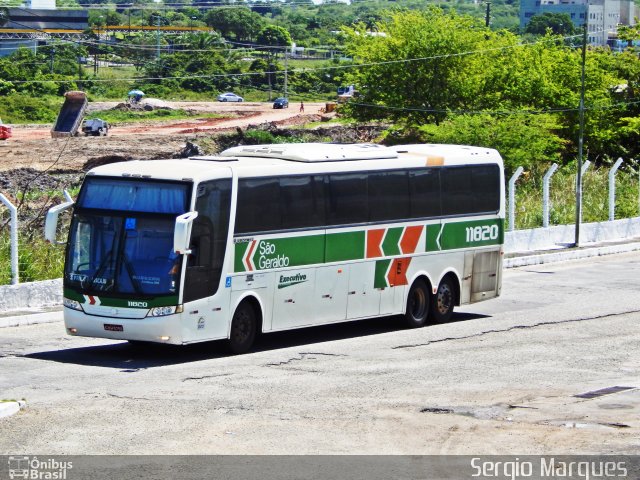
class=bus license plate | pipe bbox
[104,324,124,332]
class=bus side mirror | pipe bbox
[44,190,74,244]
[174,211,198,255]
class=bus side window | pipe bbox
[280,175,326,229]
[441,167,474,216]
[409,169,441,219]
[236,178,281,234]
[471,165,500,213]
[327,173,368,226]
[369,170,410,222]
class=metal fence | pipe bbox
[507,157,639,232]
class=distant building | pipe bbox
[24,0,56,9]
[0,4,88,57]
[6,7,89,31]
[520,0,638,46]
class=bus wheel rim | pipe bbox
[437,284,452,314]
[411,288,427,319]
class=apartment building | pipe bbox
[520,0,638,45]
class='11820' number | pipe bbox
[466,225,499,243]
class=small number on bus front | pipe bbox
[465,225,499,242]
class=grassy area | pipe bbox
[511,166,640,230]
[0,234,64,285]
[0,95,62,124]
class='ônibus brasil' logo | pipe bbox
[278,273,307,289]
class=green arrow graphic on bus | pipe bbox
[380,227,403,256]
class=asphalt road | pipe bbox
[1,252,639,454]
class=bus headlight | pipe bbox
[148,306,178,317]
[63,298,83,311]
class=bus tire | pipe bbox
[227,301,258,354]
[404,279,430,328]
[430,276,456,323]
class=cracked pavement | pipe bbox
[0,251,639,454]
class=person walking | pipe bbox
[299,101,304,113]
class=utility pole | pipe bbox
[156,14,161,60]
[485,2,491,28]
[77,55,82,89]
[575,23,587,247]
[49,47,55,74]
[284,50,288,99]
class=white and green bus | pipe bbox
[46,143,505,353]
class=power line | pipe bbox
[348,97,640,116]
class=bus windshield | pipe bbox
[65,214,182,296]
[64,177,191,297]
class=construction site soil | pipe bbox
[0,101,385,223]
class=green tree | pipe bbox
[415,114,567,174]
[257,25,292,99]
[257,25,292,54]
[204,8,265,41]
[342,8,509,124]
[524,12,576,36]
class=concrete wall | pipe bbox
[504,216,640,253]
[0,278,61,312]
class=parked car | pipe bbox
[273,97,289,109]
[0,118,12,140]
[217,92,243,102]
[82,118,109,136]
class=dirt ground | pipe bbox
[0,101,326,173]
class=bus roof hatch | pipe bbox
[220,143,398,163]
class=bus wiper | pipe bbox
[87,250,114,291]
[121,251,144,296]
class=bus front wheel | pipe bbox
[227,301,258,354]
[430,276,455,323]
[404,279,430,328]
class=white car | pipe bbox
[217,92,243,102]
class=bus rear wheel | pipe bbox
[404,279,430,328]
[430,276,455,323]
[227,301,258,354]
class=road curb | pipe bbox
[504,241,640,268]
[0,310,63,329]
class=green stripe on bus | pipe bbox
[63,288,179,308]
[233,219,503,272]
[426,219,504,251]
[63,288,84,302]
[381,227,403,256]
[374,260,391,289]
[234,242,250,272]
[325,231,365,263]
[251,235,325,271]
[96,296,179,308]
